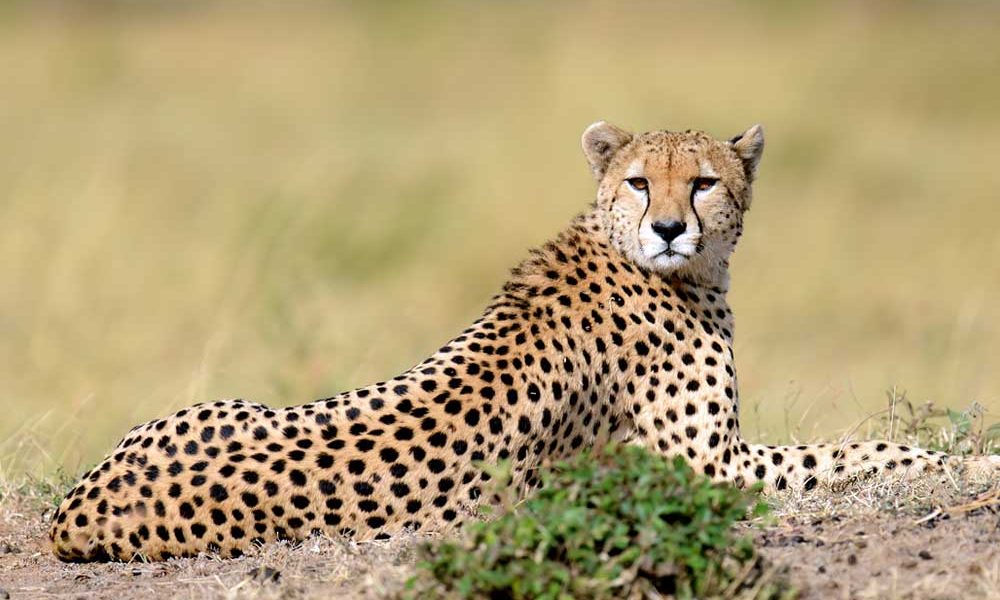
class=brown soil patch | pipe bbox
[2,483,999,599]
[755,508,1000,599]
[0,500,420,599]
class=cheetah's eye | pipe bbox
[626,177,648,191]
[692,177,718,192]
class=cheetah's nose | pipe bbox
[651,220,686,244]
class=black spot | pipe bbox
[209,484,229,502]
[316,453,334,469]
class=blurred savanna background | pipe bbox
[3,0,1000,478]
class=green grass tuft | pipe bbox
[0,469,75,514]
[408,445,793,600]
[873,390,1000,456]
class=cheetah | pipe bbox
[50,122,997,562]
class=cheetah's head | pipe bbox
[582,122,764,284]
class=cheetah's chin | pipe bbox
[648,250,693,271]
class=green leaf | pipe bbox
[407,444,788,599]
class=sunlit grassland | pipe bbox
[2,1,1000,477]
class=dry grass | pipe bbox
[2,0,1000,486]
[3,462,1000,599]
[1,394,998,598]
[3,4,1000,598]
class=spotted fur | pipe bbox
[50,122,996,562]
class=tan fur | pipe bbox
[50,123,997,562]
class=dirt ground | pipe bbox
[2,478,999,599]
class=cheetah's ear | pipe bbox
[729,124,765,182]
[581,121,633,181]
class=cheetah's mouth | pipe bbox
[647,235,702,261]
[642,235,705,273]
[646,248,694,273]
[655,248,691,259]
[636,222,704,271]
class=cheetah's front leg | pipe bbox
[732,440,999,491]
[631,395,998,492]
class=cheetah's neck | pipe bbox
[388,210,741,481]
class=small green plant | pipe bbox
[878,389,1000,456]
[408,445,789,600]
[0,468,75,514]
